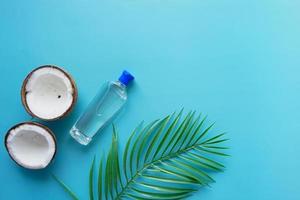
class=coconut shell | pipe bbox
[4,121,57,170]
[21,65,78,121]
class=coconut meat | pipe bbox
[6,123,56,169]
[25,67,74,120]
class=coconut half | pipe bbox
[5,122,57,170]
[21,65,77,120]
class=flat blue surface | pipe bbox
[1,0,300,199]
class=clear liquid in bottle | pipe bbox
[70,71,134,145]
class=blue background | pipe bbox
[1,0,300,199]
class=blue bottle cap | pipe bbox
[118,70,134,86]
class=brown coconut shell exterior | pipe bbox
[4,121,57,170]
[21,65,78,121]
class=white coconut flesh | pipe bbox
[6,123,56,169]
[24,67,74,120]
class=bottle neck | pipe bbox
[116,80,126,89]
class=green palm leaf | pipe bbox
[89,156,96,200]
[98,156,103,200]
[52,174,80,200]
[55,111,228,200]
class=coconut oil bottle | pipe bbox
[70,71,134,145]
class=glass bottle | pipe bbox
[70,70,134,145]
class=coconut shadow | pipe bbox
[13,158,56,181]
